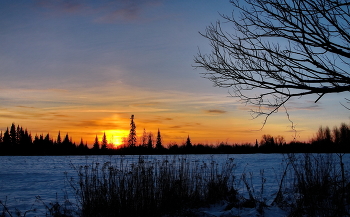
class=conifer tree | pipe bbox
[16,125,22,145]
[63,133,70,145]
[156,129,163,149]
[185,135,192,148]
[93,135,100,150]
[147,132,153,149]
[56,131,62,145]
[25,129,32,145]
[44,133,51,143]
[33,134,40,145]
[128,115,137,148]
[78,138,85,149]
[101,132,108,150]
[10,123,17,145]
[3,128,10,146]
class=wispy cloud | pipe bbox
[170,125,181,129]
[0,106,72,121]
[237,100,322,112]
[72,119,121,129]
[204,109,227,114]
[16,105,36,109]
[290,103,322,111]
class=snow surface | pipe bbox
[0,154,348,217]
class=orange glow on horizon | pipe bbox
[105,129,129,149]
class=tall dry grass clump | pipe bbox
[70,156,237,217]
[286,153,350,217]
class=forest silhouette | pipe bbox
[0,115,349,155]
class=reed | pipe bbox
[286,153,350,217]
[70,156,237,217]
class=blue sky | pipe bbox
[0,0,349,145]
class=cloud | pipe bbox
[131,102,162,107]
[71,119,123,130]
[52,114,71,118]
[237,101,322,112]
[168,122,202,130]
[16,105,36,109]
[0,105,72,122]
[170,125,181,129]
[204,109,227,114]
[138,116,173,125]
[290,104,321,111]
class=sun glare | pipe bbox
[105,130,128,149]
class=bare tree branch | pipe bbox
[194,0,350,125]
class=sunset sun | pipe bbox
[105,130,128,149]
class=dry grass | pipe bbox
[2,154,349,217]
[69,156,237,217]
[285,153,350,217]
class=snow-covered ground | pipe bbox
[0,154,348,216]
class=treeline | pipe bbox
[0,117,350,155]
[0,123,86,155]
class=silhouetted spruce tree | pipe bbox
[60,133,76,154]
[156,129,163,149]
[10,123,17,146]
[43,133,53,154]
[16,125,28,149]
[128,115,137,148]
[26,129,32,144]
[147,132,153,149]
[185,135,192,148]
[101,132,108,150]
[33,134,45,154]
[56,131,62,145]
[93,135,100,150]
[17,127,25,151]
[63,133,70,146]
[1,128,11,154]
[16,125,21,145]
[78,138,85,149]
[33,134,40,144]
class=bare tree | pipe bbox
[194,0,350,125]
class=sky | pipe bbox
[1,0,349,147]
